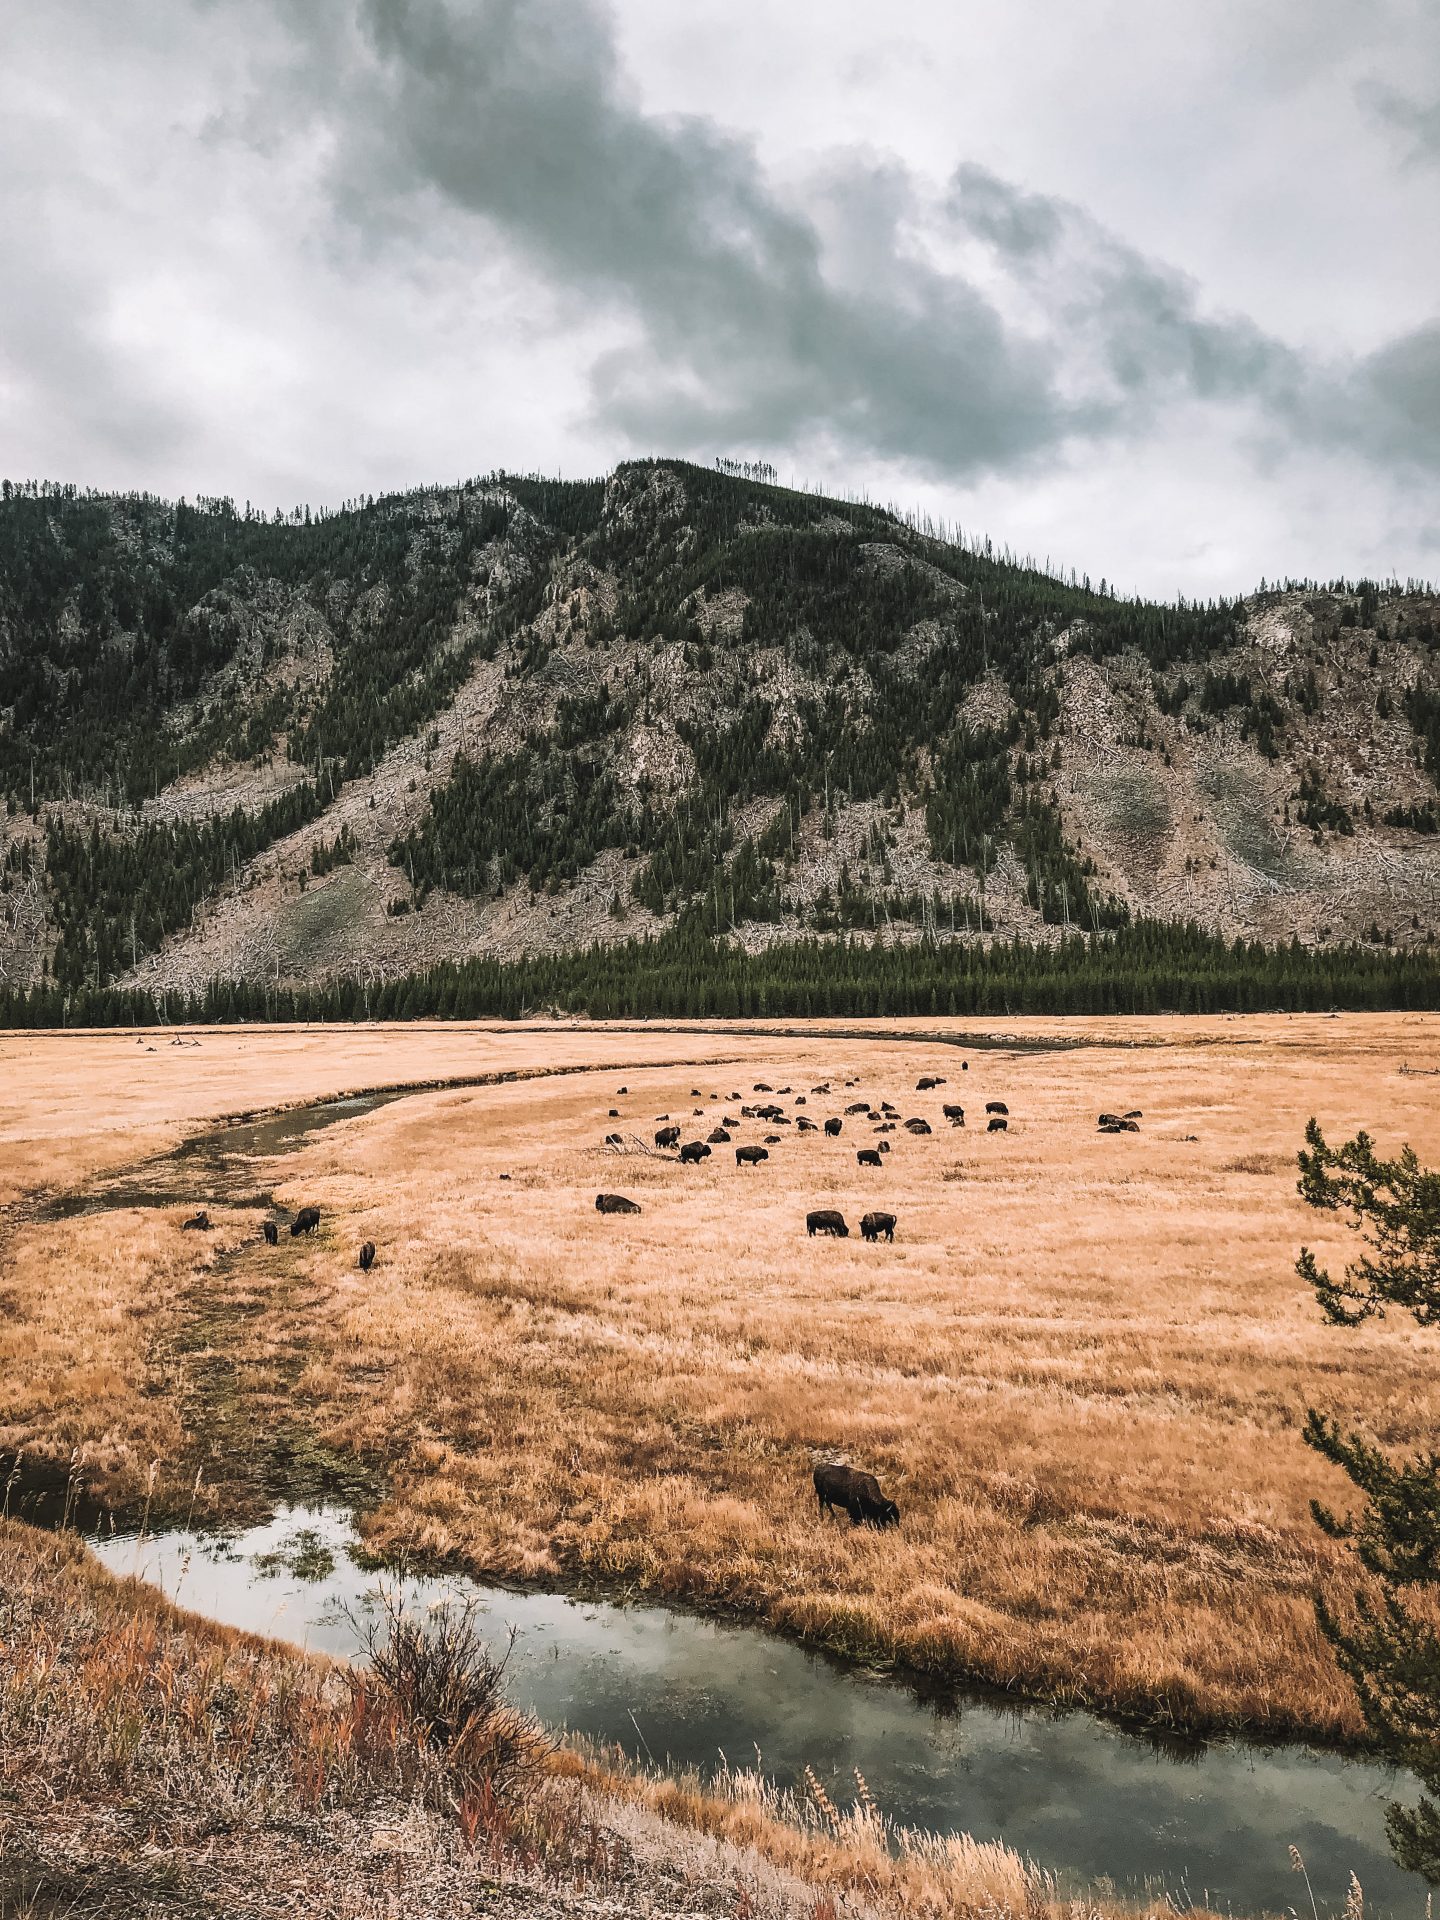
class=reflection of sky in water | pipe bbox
[94,1505,1423,1918]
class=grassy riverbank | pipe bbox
[4,1017,1439,1743]
[0,1517,1167,1920]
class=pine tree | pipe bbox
[1297,1117,1440,1878]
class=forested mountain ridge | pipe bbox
[1,460,1438,1000]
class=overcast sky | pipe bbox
[2,0,1436,597]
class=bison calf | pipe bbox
[806,1208,849,1237]
[860,1211,896,1242]
[596,1193,641,1214]
[262,1220,279,1246]
[813,1462,900,1529]
[291,1206,321,1236]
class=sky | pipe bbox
[1,0,1437,598]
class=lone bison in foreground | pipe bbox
[596,1193,641,1214]
[291,1207,321,1236]
[813,1463,900,1529]
[679,1140,712,1165]
[736,1145,769,1166]
[861,1211,896,1242]
[358,1241,376,1271]
[655,1125,681,1148]
[806,1208,849,1237]
[856,1148,882,1167]
[262,1220,279,1245]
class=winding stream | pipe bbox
[35,1074,1434,1917]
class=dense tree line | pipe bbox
[4,921,1439,1028]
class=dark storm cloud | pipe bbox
[299,0,1074,478]
[269,0,1439,483]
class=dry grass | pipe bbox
[5,1015,1440,1743]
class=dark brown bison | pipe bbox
[807,1209,849,1237]
[797,1117,818,1132]
[262,1220,279,1245]
[917,1075,945,1090]
[680,1141,712,1165]
[291,1206,321,1236]
[942,1103,964,1122]
[1100,1119,1140,1134]
[604,1132,623,1146]
[857,1148,882,1167]
[861,1211,896,1242]
[1124,1109,1143,1120]
[358,1241,376,1272]
[845,1101,869,1115]
[795,1095,807,1106]
[813,1463,900,1528]
[655,1125,681,1148]
[596,1193,641,1214]
[904,1118,932,1135]
[987,1116,1008,1133]
[824,1117,843,1137]
[764,1133,782,1144]
[181,1211,211,1231]
[736,1145,769,1166]
[881,1102,898,1116]
[877,1140,891,1154]
[754,1082,773,1093]
[707,1128,731,1144]
[985,1101,1009,1115]
[608,1108,620,1117]
[616,1085,628,1094]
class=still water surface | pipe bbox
[92,1504,1423,1918]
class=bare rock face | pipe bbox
[3,466,1438,997]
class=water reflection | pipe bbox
[91,1504,1423,1919]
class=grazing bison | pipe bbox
[824,1117,843,1137]
[985,1101,1009,1116]
[807,1209,849,1237]
[904,1118,932,1135]
[655,1125,681,1148]
[861,1211,896,1243]
[942,1103,964,1122]
[736,1145,769,1166]
[358,1241,376,1272]
[596,1193,641,1214]
[707,1128,731,1144]
[262,1220,279,1245]
[291,1207,321,1236]
[987,1116,1008,1133]
[917,1075,945,1090]
[182,1211,211,1231]
[679,1141,712,1165]
[857,1148,882,1167]
[813,1463,900,1529]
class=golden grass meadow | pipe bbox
[5,1013,1440,1754]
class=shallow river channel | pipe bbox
[90,1503,1423,1918]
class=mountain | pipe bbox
[2,460,1438,1000]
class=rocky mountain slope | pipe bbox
[2,461,1438,996]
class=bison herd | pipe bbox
[595,1061,1030,1242]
